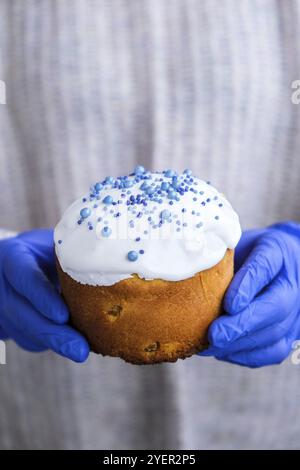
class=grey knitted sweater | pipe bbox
[1,0,300,450]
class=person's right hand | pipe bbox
[0,229,89,362]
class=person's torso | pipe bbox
[0,0,300,449]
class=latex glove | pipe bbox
[200,222,300,367]
[0,229,89,362]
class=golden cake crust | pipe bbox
[57,249,234,364]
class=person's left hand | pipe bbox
[200,222,300,367]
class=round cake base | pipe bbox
[57,249,234,364]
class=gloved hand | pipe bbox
[200,222,300,367]
[0,229,89,362]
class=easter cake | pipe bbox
[55,167,241,364]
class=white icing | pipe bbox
[54,171,241,286]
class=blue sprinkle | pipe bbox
[201,201,206,206]
[137,212,142,218]
[139,249,145,255]
[206,198,211,203]
[77,219,82,225]
[160,209,171,220]
[167,191,177,200]
[101,226,112,237]
[182,208,187,213]
[134,165,146,176]
[135,237,141,242]
[80,207,91,219]
[140,182,149,191]
[58,239,62,244]
[207,181,211,185]
[98,217,102,222]
[105,176,114,184]
[165,169,175,178]
[169,201,174,205]
[124,179,133,188]
[94,182,103,192]
[82,198,87,203]
[214,196,218,200]
[144,230,148,235]
[192,210,195,215]
[196,222,203,228]
[93,204,98,208]
[193,197,197,202]
[127,250,138,262]
[183,222,188,227]
[199,191,204,195]
[176,227,181,232]
[176,220,181,225]
[161,181,169,191]
[183,169,192,176]
[146,187,155,195]
[114,212,121,218]
[219,203,223,207]
[89,225,93,230]
[215,216,220,220]
[103,195,113,205]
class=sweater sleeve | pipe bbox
[0,229,17,240]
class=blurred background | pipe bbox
[0,0,300,450]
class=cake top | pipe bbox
[55,167,241,286]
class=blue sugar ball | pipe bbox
[105,176,114,184]
[101,226,112,237]
[134,165,146,175]
[183,168,192,176]
[103,195,113,205]
[167,191,176,200]
[80,207,91,219]
[124,179,133,188]
[127,250,138,262]
[165,169,175,178]
[160,209,171,220]
[161,181,169,191]
[140,182,149,191]
[146,187,155,195]
[94,182,103,192]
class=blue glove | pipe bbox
[0,229,89,362]
[200,222,300,367]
